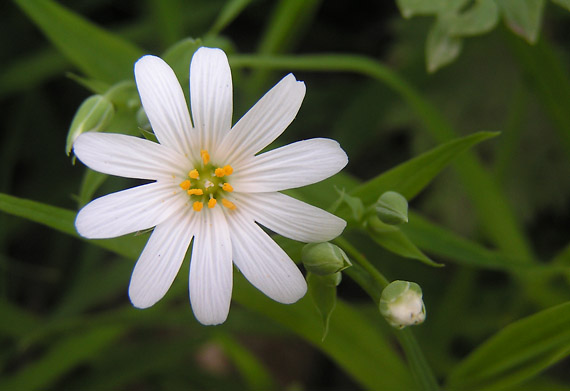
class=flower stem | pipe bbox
[334,236,440,390]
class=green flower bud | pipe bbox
[379,280,426,329]
[375,191,408,225]
[301,242,352,276]
[66,95,114,155]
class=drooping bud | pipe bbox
[66,95,114,155]
[375,191,408,225]
[301,242,352,276]
[379,280,426,329]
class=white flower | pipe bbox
[73,47,348,325]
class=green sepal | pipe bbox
[376,191,409,225]
[307,272,341,341]
[66,95,114,155]
[301,242,352,276]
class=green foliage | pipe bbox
[13,0,144,83]
[2,0,569,389]
[396,0,567,72]
[447,302,570,390]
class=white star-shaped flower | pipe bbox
[73,47,348,325]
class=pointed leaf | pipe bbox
[351,131,499,206]
[496,0,546,44]
[426,18,463,73]
[14,0,144,83]
[448,0,500,37]
[447,302,570,391]
[367,216,443,267]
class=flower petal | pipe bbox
[75,182,186,239]
[190,47,232,154]
[129,209,196,308]
[73,132,188,180]
[135,55,195,158]
[189,207,233,325]
[217,74,305,165]
[232,138,348,192]
[226,209,307,304]
[232,192,346,242]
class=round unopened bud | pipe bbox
[301,242,352,276]
[66,95,114,155]
[375,191,408,225]
[379,280,426,329]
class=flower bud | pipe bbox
[301,242,351,276]
[379,280,426,329]
[375,191,408,225]
[66,95,114,155]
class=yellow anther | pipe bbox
[200,150,210,165]
[208,198,217,208]
[223,165,233,176]
[214,167,225,177]
[189,169,199,179]
[179,180,191,190]
[222,183,234,192]
[193,201,203,212]
[187,189,203,196]
[222,199,236,210]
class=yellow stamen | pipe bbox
[214,167,225,177]
[189,169,199,179]
[193,201,203,211]
[222,183,233,192]
[222,199,236,210]
[223,165,234,176]
[179,180,191,190]
[200,150,210,165]
[187,189,203,196]
[208,198,217,208]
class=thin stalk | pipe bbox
[334,236,440,391]
[229,53,534,261]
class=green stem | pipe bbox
[334,236,389,288]
[334,236,440,390]
[397,328,441,391]
[229,53,533,261]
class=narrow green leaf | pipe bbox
[496,0,546,44]
[229,54,532,259]
[426,18,463,73]
[402,211,532,269]
[1,194,413,390]
[448,0,499,37]
[14,0,144,83]
[0,326,124,391]
[447,302,570,391]
[351,131,499,206]
[0,193,145,260]
[367,216,443,267]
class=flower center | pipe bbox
[179,149,236,212]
